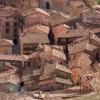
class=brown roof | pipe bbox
[68,40,88,55]
[53,24,70,38]
[40,45,66,60]
[0,6,19,17]
[0,54,29,61]
[66,28,90,38]
[23,25,49,34]
[49,10,71,25]
[0,39,13,46]
[21,8,50,17]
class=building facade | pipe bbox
[0,0,38,8]
[39,0,69,13]
[0,6,21,46]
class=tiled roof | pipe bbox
[66,28,90,38]
[40,45,66,60]
[0,6,19,17]
[0,54,29,61]
[68,40,88,55]
[0,92,42,100]
[35,8,50,16]
[0,39,13,46]
[21,8,50,17]
[23,25,49,34]
[53,24,70,37]
[49,10,71,25]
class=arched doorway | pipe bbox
[45,2,50,9]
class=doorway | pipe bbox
[13,38,18,45]
[45,2,50,9]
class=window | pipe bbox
[6,22,10,27]
[14,34,18,37]
[14,22,17,27]
[45,2,50,9]
[96,53,100,63]
[6,28,10,33]
[28,61,30,67]
[4,50,8,54]
[13,38,18,45]
[60,39,67,43]
[48,59,54,64]
[18,81,24,92]
[14,28,18,33]
[0,1,2,5]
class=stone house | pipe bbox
[0,64,20,93]
[82,5,100,25]
[40,45,67,65]
[38,45,72,91]
[68,29,100,87]
[0,0,38,8]
[0,39,13,54]
[39,0,68,13]
[22,25,49,55]
[0,6,21,45]
[21,8,51,27]
[52,24,70,44]
[49,10,71,26]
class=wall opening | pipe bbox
[13,38,18,45]
[45,2,50,9]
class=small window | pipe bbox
[48,59,54,64]
[6,22,10,27]
[4,50,8,54]
[15,17,17,20]
[28,61,30,67]
[14,28,18,33]
[0,1,2,5]
[14,22,17,27]
[13,38,18,45]
[20,81,24,87]
[60,61,63,65]
[96,53,100,63]
[45,2,50,9]
[14,34,18,37]
[6,28,10,33]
